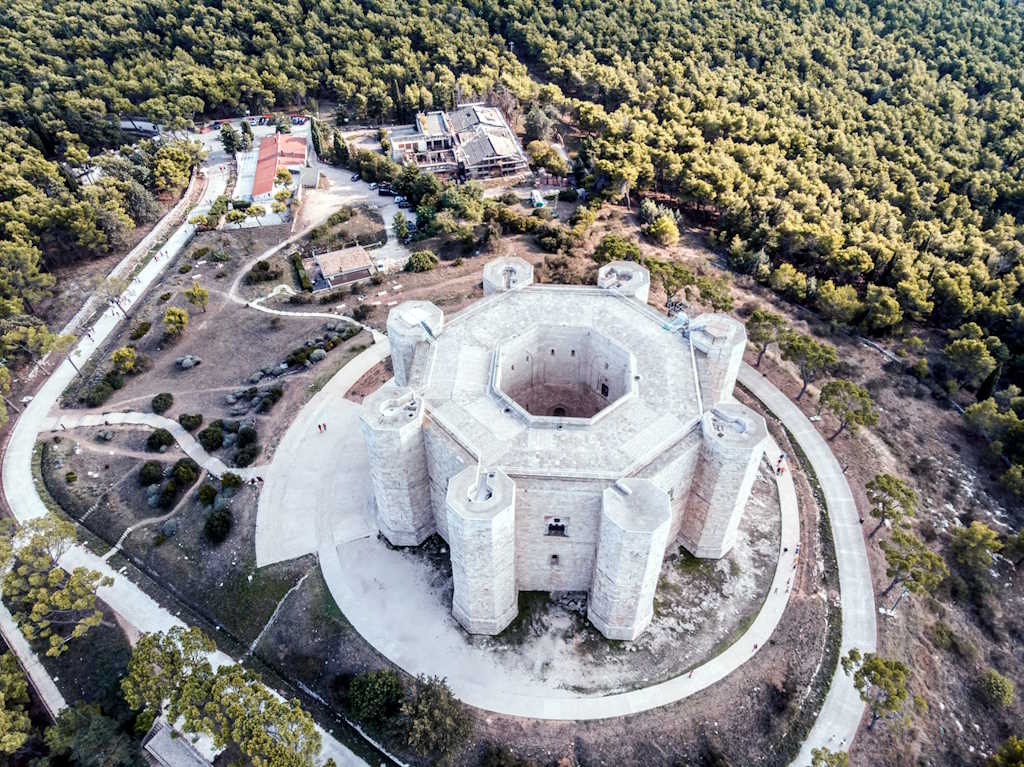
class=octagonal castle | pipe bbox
[360,257,768,640]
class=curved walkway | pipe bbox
[42,411,258,480]
[738,366,877,766]
[0,154,370,767]
[254,340,802,720]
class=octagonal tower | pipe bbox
[386,301,444,387]
[446,465,518,635]
[681,403,768,558]
[689,314,746,404]
[588,479,672,640]
[598,260,651,304]
[483,256,534,295]
[359,386,434,546]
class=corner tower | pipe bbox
[359,386,434,546]
[689,314,746,404]
[597,260,651,304]
[682,403,768,558]
[588,478,672,640]
[446,465,518,635]
[386,301,444,387]
[483,256,534,295]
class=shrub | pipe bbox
[405,250,439,272]
[352,304,372,322]
[151,392,173,413]
[291,252,313,291]
[236,425,258,448]
[178,413,203,431]
[146,428,175,451]
[102,370,124,389]
[234,444,261,467]
[401,675,472,761]
[220,472,242,489]
[348,670,403,725]
[172,457,199,485]
[256,386,283,413]
[557,188,579,202]
[138,460,164,486]
[197,483,217,506]
[129,321,152,341]
[592,234,641,264]
[247,259,282,283]
[197,425,223,451]
[163,307,189,336]
[64,471,77,484]
[157,479,178,509]
[159,292,172,301]
[83,380,114,407]
[286,346,314,366]
[981,669,1016,708]
[177,264,192,274]
[204,506,233,543]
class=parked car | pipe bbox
[350,173,361,181]
[379,188,396,197]
[397,200,411,208]
[368,182,378,190]
[394,195,406,203]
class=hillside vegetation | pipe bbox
[1,0,1023,485]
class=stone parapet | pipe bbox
[483,256,534,295]
[598,260,651,304]
[689,314,746,405]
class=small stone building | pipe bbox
[360,257,768,640]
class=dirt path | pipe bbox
[105,469,208,559]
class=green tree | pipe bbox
[769,263,807,301]
[989,737,1024,766]
[401,675,472,765]
[393,211,410,240]
[746,309,787,367]
[184,282,209,313]
[44,703,139,767]
[865,474,917,538]
[0,515,113,657]
[980,669,1015,708]
[841,650,911,730]
[592,234,641,265]
[818,378,878,439]
[816,280,862,325]
[348,669,404,725]
[951,521,1002,583]
[943,338,997,389]
[111,345,137,373]
[220,123,240,155]
[779,331,837,400]
[163,306,189,336]
[863,285,903,333]
[405,250,439,272]
[878,528,948,597]
[121,626,216,729]
[523,105,553,142]
[647,214,679,246]
[811,748,849,767]
[0,652,32,755]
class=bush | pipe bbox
[64,471,77,484]
[178,413,203,431]
[129,321,152,340]
[348,670,403,725]
[103,369,124,390]
[146,428,175,451]
[192,246,211,259]
[172,457,199,485]
[83,380,114,407]
[256,386,283,413]
[401,675,472,761]
[138,460,164,486]
[405,250,439,273]
[557,188,579,202]
[236,425,258,448]
[291,252,313,291]
[177,264,192,274]
[246,259,282,283]
[197,483,217,506]
[352,304,372,322]
[157,478,178,509]
[981,669,1016,708]
[204,507,233,543]
[151,392,173,413]
[159,292,172,301]
[234,444,261,467]
[220,472,242,489]
[197,425,223,451]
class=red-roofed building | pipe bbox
[252,134,307,200]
